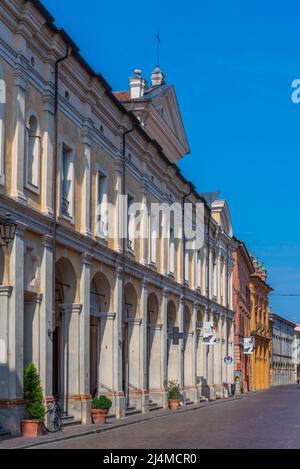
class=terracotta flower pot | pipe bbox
[169,399,181,410]
[21,420,44,438]
[91,408,109,425]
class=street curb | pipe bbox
[6,395,243,449]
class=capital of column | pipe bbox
[42,234,54,250]
[114,265,124,280]
[81,251,93,266]
[113,158,123,174]
[81,129,93,147]
[42,95,55,114]
[12,68,26,90]
[162,287,169,299]
[59,304,83,315]
[141,277,149,290]
[15,222,27,238]
[0,285,13,297]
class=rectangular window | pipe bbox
[212,254,217,298]
[61,144,74,219]
[96,171,108,238]
[220,261,224,300]
[149,213,157,264]
[127,194,135,252]
[0,73,6,185]
[0,117,4,184]
[185,250,189,283]
[196,250,201,289]
[25,115,41,192]
[169,224,175,274]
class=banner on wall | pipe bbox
[243,338,255,354]
[203,322,217,345]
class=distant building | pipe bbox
[293,325,300,383]
[233,238,255,393]
[249,256,272,390]
[269,312,296,386]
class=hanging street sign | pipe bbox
[224,355,233,365]
[243,338,255,354]
[203,322,217,345]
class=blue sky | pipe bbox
[43,0,300,322]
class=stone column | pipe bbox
[60,303,82,417]
[139,279,149,412]
[39,235,53,399]
[178,296,184,395]
[0,286,13,399]
[160,205,168,276]
[113,266,125,418]
[140,183,148,266]
[11,70,26,203]
[203,307,209,395]
[81,135,92,238]
[161,288,168,408]
[9,223,25,399]
[41,97,54,216]
[114,161,123,253]
[192,302,198,401]
[98,312,116,394]
[79,252,92,423]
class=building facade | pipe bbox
[293,325,300,383]
[0,0,235,435]
[269,312,296,386]
[249,257,272,390]
[233,238,254,393]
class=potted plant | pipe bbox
[167,380,181,410]
[21,363,45,438]
[91,395,112,425]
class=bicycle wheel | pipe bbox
[43,410,62,433]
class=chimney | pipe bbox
[151,66,166,87]
[129,69,147,99]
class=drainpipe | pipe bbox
[121,123,139,406]
[51,43,70,392]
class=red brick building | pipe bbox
[233,238,255,392]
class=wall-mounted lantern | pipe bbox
[0,212,17,248]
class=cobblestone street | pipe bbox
[36,386,300,449]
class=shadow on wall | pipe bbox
[0,364,25,436]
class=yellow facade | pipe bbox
[249,260,272,391]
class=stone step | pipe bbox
[125,406,141,417]
[61,415,81,427]
[149,402,163,412]
[0,429,10,439]
[185,399,195,406]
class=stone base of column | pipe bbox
[0,401,26,436]
[115,393,125,419]
[80,395,92,425]
[208,386,216,400]
[161,391,169,409]
[141,391,150,414]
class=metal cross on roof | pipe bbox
[156,29,162,67]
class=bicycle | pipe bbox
[43,397,62,433]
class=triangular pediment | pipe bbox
[145,84,190,158]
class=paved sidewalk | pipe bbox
[0,395,242,449]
